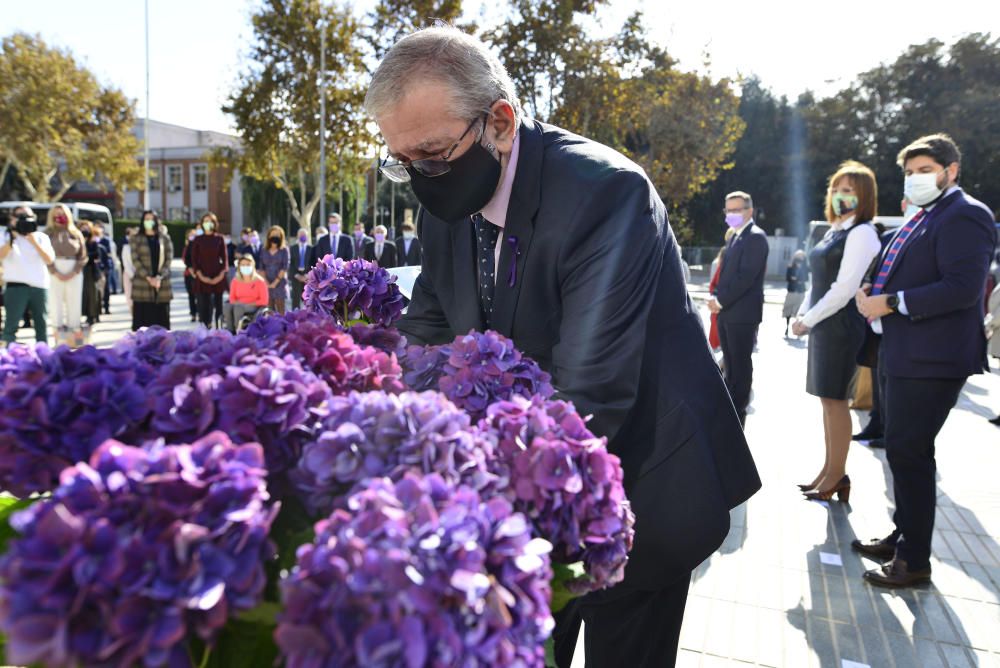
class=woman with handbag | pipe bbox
[791,161,882,502]
[44,204,87,345]
[130,210,173,330]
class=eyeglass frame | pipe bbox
[378,114,488,183]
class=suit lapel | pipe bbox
[885,190,962,285]
[490,120,544,338]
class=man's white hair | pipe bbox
[365,26,522,124]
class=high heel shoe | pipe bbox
[797,476,824,492]
[803,475,851,503]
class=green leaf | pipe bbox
[190,617,280,668]
[0,496,36,554]
[549,561,587,614]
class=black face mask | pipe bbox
[408,139,502,224]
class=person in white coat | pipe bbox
[121,227,137,313]
[986,282,1000,426]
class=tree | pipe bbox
[547,13,744,241]
[486,0,608,121]
[218,0,374,233]
[0,33,143,202]
[368,0,467,57]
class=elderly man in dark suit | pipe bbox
[708,191,769,426]
[362,224,398,267]
[366,26,760,666]
[855,134,996,588]
[395,220,422,266]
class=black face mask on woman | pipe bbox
[408,132,502,224]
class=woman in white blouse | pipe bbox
[792,161,882,502]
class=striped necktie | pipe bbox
[871,209,926,296]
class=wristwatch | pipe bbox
[886,293,900,312]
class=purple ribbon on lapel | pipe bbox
[506,235,519,287]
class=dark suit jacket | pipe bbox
[875,189,996,379]
[289,243,315,276]
[363,240,398,268]
[398,119,761,590]
[714,223,769,324]
[395,236,423,266]
[313,233,355,263]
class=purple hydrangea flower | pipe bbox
[481,395,635,594]
[401,330,554,422]
[0,432,278,668]
[347,323,408,359]
[146,348,332,474]
[243,310,404,395]
[276,473,553,668]
[0,344,153,496]
[303,257,405,327]
[294,390,496,515]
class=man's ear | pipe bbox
[488,100,517,155]
[947,162,960,185]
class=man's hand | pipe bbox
[707,298,722,314]
[791,320,810,336]
[856,289,893,320]
[295,273,307,283]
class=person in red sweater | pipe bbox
[223,255,268,332]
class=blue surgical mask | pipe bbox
[239,265,254,277]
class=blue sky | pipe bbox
[4,1,997,134]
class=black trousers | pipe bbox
[553,574,691,668]
[184,275,197,317]
[132,301,171,331]
[867,366,884,434]
[197,292,224,328]
[290,277,305,310]
[718,318,757,424]
[878,353,965,571]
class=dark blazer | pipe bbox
[236,242,260,266]
[875,189,996,379]
[398,119,761,590]
[363,239,397,267]
[352,234,374,259]
[714,223,769,324]
[314,233,355,263]
[395,236,423,266]
[289,243,315,276]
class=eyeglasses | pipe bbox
[379,115,485,183]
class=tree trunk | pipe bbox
[0,158,12,192]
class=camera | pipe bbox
[14,212,38,236]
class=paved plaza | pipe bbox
[669,280,1000,668]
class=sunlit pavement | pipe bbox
[669,283,1000,668]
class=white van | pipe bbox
[0,201,114,237]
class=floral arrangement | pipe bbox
[0,258,634,667]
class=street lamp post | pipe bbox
[143,0,150,210]
[318,20,326,231]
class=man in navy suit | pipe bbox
[395,220,422,266]
[312,214,355,264]
[366,26,760,667]
[289,228,315,309]
[708,191,769,425]
[855,134,996,587]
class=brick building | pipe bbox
[120,120,245,233]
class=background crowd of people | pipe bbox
[1,207,424,346]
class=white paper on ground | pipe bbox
[820,552,843,566]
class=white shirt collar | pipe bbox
[831,215,856,231]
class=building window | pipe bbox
[167,207,186,222]
[148,168,161,191]
[193,164,208,191]
[191,208,208,224]
[125,207,144,220]
[167,165,182,193]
